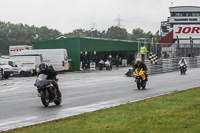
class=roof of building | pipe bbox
[158,30,174,44]
[169,6,200,12]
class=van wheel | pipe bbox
[20,71,26,77]
[25,72,31,77]
[4,74,10,79]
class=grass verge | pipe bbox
[2,87,200,133]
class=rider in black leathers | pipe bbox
[37,63,61,96]
[133,58,148,81]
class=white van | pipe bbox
[2,58,33,77]
[10,54,42,75]
[0,57,13,79]
[17,49,68,71]
[9,45,32,55]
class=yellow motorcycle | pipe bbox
[133,68,147,89]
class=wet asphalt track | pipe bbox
[0,67,200,131]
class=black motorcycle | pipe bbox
[34,74,62,107]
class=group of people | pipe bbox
[80,52,122,70]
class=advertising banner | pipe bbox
[173,25,200,39]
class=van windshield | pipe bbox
[14,61,22,67]
[0,59,6,65]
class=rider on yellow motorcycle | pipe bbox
[133,58,148,81]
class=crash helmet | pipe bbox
[109,55,112,58]
[39,63,47,70]
[136,58,141,65]
[181,57,184,61]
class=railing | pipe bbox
[152,43,200,59]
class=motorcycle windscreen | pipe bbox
[35,74,48,87]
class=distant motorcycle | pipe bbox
[34,74,62,107]
[105,60,111,70]
[179,63,186,75]
[133,67,147,89]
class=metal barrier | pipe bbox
[153,43,200,59]
[145,56,200,74]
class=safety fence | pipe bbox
[145,56,200,74]
[151,43,200,59]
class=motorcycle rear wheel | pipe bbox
[136,78,141,89]
[41,90,49,107]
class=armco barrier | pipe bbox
[145,56,200,75]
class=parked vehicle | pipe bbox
[0,57,13,79]
[2,58,33,77]
[34,74,62,107]
[10,54,42,75]
[9,45,32,55]
[17,49,68,71]
[133,67,147,89]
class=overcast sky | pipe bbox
[0,0,200,34]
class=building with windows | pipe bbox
[159,6,200,57]
[160,6,200,37]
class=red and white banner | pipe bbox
[173,25,200,39]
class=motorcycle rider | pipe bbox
[179,57,187,71]
[37,63,61,96]
[133,58,148,81]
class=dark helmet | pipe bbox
[39,63,47,70]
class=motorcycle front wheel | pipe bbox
[136,78,141,89]
[142,80,146,89]
[54,91,62,105]
[41,89,49,107]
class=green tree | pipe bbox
[0,21,61,55]
[67,29,87,37]
[104,26,129,40]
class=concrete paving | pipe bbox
[0,67,200,131]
